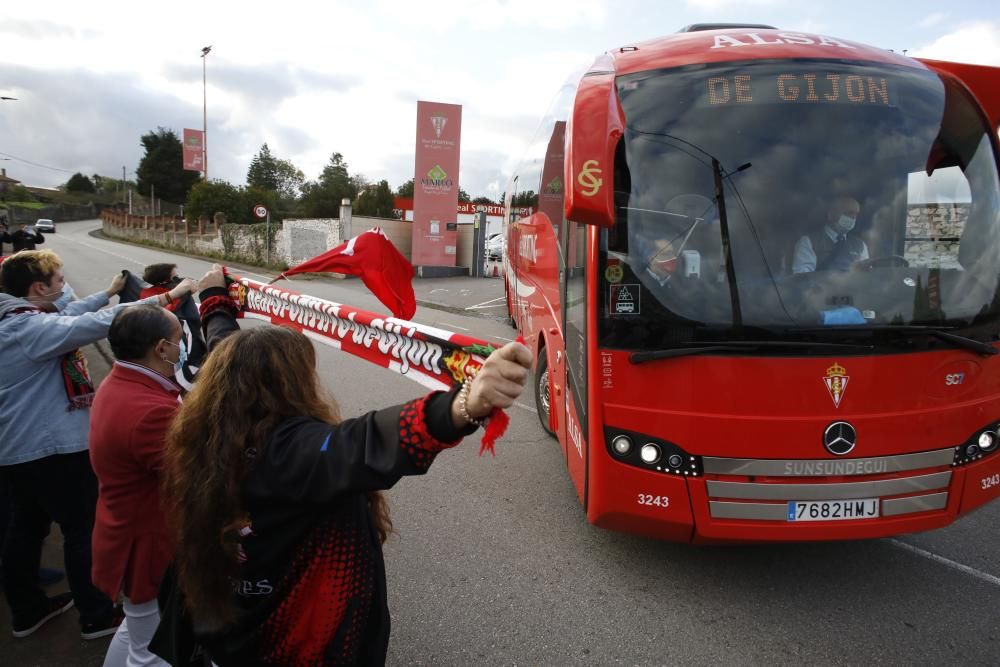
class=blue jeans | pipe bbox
[1,451,113,625]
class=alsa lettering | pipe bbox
[519,235,537,263]
[710,32,856,50]
[567,408,583,459]
[244,286,444,376]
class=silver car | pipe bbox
[485,233,505,260]
[35,218,55,233]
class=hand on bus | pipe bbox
[453,341,533,426]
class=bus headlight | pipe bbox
[979,431,998,452]
[640,443,661,465]
[611,435,633,456]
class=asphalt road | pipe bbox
[6,220,999,666]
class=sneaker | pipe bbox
[80,605,124,640]
[37,567,65,587]
[11,592,75,638]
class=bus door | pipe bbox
[560,218,589,503]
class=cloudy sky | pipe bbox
[1,0,997,201]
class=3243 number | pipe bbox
[982,474,1000,491]
[637,494,669,508]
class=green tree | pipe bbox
[353,180,396,218]
[301,152,357,217]
[458,187,471,203]
[396,179,414,198]
[246,143,279,191]
[273,158,305,204]
[185,180,243,224]
[65,172,96,193]
[472,196,495,205]
[136,127,201,203]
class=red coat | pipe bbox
[89,363,180,603]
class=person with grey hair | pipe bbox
[792,195,869,273]
[89,266,236,666]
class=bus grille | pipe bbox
[702,447,954,521]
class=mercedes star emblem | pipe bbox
[823,421,857,456]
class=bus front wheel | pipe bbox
[534,352,555,437]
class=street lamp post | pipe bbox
[201,45,212,181]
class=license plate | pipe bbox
[787,498,879,522]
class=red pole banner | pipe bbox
[182,129,204,172]
[412,101,462,266]
[227,275,496,391]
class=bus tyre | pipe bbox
[534,351,555,437]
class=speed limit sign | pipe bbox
[253,204,268,219]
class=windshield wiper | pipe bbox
[795,325,998,357]
[629,340,874,364]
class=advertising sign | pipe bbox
[182,129,204,172]
[412,101,462,265]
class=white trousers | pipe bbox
[103,597,168,667]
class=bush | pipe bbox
[185,180,280,225]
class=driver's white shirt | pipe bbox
[791,226,870,273]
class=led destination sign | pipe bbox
[706,72,896,107]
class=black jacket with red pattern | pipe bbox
[152,384,475,666]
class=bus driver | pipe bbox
[791,195,869,273]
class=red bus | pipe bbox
[503,24,1000,542]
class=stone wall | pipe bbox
[102,209,479,273]
[905,203,968,269]
[281,219,340,266]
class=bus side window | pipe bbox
[609,139,631,254]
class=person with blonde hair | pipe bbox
[0,249,194,640]
[153,301,532,665]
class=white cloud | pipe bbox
[684,0,784,11]
[918,12,948,29]
[911,21,1000,65]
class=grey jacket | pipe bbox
[0,290,157,465]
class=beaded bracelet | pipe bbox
[458,377,485,428]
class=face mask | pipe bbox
[27,282,66,306]
[163,338,188,373]
[835,215,856,234]
[52,284,76,311]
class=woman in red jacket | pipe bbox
[154,319,531,666]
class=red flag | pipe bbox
[276,227,417,320]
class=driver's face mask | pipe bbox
[834,215,856,235]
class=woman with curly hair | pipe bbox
[153,310,531,666]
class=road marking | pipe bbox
[889,538,1000,587]
[450,324,470,331]
[466,296,507,310]
[514,402,536,413]
[494,335,513,342]
[72,240,145,266]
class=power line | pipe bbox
[0,151,75,173]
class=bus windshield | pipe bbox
[599,60,1000,351]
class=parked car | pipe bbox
[485,233,505,260]
[35,218,55,233]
